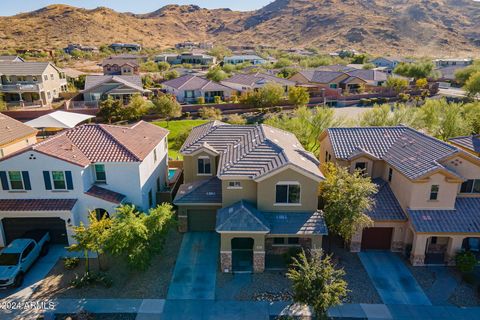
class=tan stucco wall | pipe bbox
[182,152,218,183]
[222,179,257,207]
[408,173,458,210]
[220,233,265,251]
[257,168,319,212]
[349,156,374,177]
[442,155,480,187]
[0,134,37,158]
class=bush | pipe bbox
[214,96,222,104]
[370,98,378,104]
[71,272,113,288]
[196,96,206,105]
[227,113,246,125]
[63,257,80,270]
[456,251,477,274]
[462,272,476,285]
[283,247,303,266]
[184,111,191,118]
[199,107,222,120]
[360,98,371,106]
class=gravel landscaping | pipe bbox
[328,239,382,304]
[216,272,292,301]
[32,229,182,300]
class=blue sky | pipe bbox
[0,1,274,16]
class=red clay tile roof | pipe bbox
[6,121,168,167]
[0,113,37,146]
[85,185,126,204]
[0,199,77,211]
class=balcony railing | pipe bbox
[0,83,43,92]
[69,100,100,109]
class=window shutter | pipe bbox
[22,171,31,190]
[0,171,9,190]
[65,171,74,190]
[43,171,52,190]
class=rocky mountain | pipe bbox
[0,0,479,56]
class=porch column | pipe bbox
[311,235,323,254]
[445,236,464,266]
[391,227,405,252]
[177,207,188,233]
[350,228,362,252]
[410,234,427,266]
[253,237,265,273]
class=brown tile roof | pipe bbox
[0,113,37,146]
[0,199,77,211]
[85,185,126,204]
[1,121,168,167]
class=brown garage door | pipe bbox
[188,209,217,231]
[2,217,68,245]
[361,227,393,250]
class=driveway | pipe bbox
[167,232,219,300]
[359,251,431,305]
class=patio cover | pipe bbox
[25,111,94,129]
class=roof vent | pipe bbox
[229,208,234,213]
[276,214,288,220]
[207,192,216,196]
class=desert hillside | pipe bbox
[1,0,479,56]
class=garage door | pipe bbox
[362,227,393,250]
[188,209,217,231]
[2,218,68,245]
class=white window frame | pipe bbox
[197,156,212,176]
[94,164,107,183]
[8,171,25,191]
[274,181,301,206]
[51,171,67,190]
[227,181,242,189]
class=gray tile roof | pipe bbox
[216,201,270,232]
[222,72,295,88]
[369,179,406,221]
[161,75,232,91]
[102,58,139,67]
[83,75,145,92]
[346,69,388,82]
[408,198,480,233]
[298,70,345,83]
[0,62,53,76]
[181,122,323,180]
[327,126,460,180]
[173,177,222,204]
[449,135,480,154]
[216,200,328,235]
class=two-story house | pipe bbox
[0,113,37,158]
[0,121,169,247]
[0,62,67,108]
[319,126,480,266]
[102,57,140,76]
[173,121,327,273]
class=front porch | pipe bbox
[3,91,48,109]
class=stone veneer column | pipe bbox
[410,234,427,266]
[253,251,265,273]
[445,237,465,266]
[391,241,405,252]
[350,229,362,253]
[220,251,232,273]
[177,215,188,233]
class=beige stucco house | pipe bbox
[319,126,480,266]
[0,113,37,158]
[174,121,327,273]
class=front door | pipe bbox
[232,238,254,273]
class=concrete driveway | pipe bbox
[359,251,431,305]
[167,232,219,300]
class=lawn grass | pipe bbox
[152,119,209,159]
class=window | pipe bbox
[94,164,106,182]
[153,149,157,163]
[460,179,480,194]
[273,237,300,246]
[273,238,285,245]
[388,168,393,182]
[197,157,211,175]
[44,75,48,81]
[148,189,153,207]
[52,171,66,190]
[157,177,161,192]
[22,242,35,259]
[430,185,439,200]
[288,237,300,245]
[329,83,338,89]
[355,162,367,173]
[47,91,51,99]
[8,171,24,190]
[275,183,301,204]
[32,76,38,82]
[50,74,54,80]
[228,181,242,189]
[184,90,195,98]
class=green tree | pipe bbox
[358,104,420,128]
[455,63,480,85]
[152,94,182,126]
[122,94,150,121]
[265,106,342,155]
[464,71,480,98]
[97,97,124,124]
[0,93,6,111]
[385,77,409,93]
[140,61,160,72]
[393,62,436,79]
[163,70,180,80]
[288,86,310,107]
[208,46,232,60]
[274,58,293,69]
[206,67,228,82]
[198,106,222,120]
[287,250,348,319]
[242,83,285,108]
[362,63,375,70]
[227,113,246,125]
[320,163,377,242]
[455,251,477,274]
[351,53,369,64]
[157,61,170,72]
